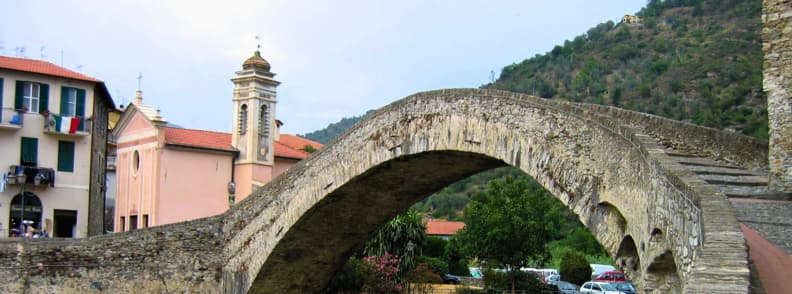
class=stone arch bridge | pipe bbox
[0,89,770,293]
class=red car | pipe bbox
[593,270,626,282]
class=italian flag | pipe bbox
[54,115,81,134]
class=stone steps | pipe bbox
[640,133,792,260]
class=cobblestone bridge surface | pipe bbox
[0,89,780,294]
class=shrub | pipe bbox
[416,256,449,276]
[560,252,592,286]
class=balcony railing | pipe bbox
[0,107,24,130]
[42,112,89,137]
[6,165,55,187]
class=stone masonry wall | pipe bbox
[0,216,225,293]
[764,0,792,192]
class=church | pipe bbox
[112,51,322,231]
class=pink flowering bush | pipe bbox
[361,252,404,293]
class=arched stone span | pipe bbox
[219,89,742,293]
[0,89,755,294]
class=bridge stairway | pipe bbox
[640,134,792,293]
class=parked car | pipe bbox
[589,264,616,280]
[593,270,626,282]
[610,282,636,294]
[548,280,582,294]
[580,281,621,294]
[442,273,461,284]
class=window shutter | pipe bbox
[39,83,49,114]
[14,81,24,110]
[58,141,75,172]
[60,87,68,115]
[20,137,38,166]
[76,89,86,130]
[0,78,3,121]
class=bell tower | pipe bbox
[231,50,280,199]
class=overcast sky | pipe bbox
[1,0,645,135]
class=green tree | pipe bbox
[456,177,562,293]
[559,252,592,287]
[363,209,426,273]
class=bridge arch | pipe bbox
[219,89,735,293]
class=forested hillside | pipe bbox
[488,0,766,138]
[302,0,766,220]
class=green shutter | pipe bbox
[39,83,49,114]
[57,141,75,172]
[0,78,3,122]
[15,81,24,110]
[20,137,38,166]
[76,89,86,130]
[60,87,68,115]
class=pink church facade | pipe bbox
[112,52,321,231]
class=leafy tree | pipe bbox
[456,177,563,293]
[423,236,448,258]
[559,252,592,287]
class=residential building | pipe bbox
[112,51,322,231]
[426,220,465,240]
[0,56,114,238]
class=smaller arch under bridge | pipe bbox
[0,89,767,293]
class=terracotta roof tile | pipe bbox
[162,127,322,159]
[278,134,323,151]
[164,127,234,151]
[0,55,100,82]
[426,221,465,236]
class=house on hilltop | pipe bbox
[112,51,322,231]
[426,220,465,240]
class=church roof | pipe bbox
[0,55,100,82]
[164,127,234,151]
[163,127,322,159]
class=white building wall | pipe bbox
[0,70,97,238]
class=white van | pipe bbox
[590,264,616,279]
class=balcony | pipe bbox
[42,113,89,138]
[0,107,23,131]
[6,165,55,188]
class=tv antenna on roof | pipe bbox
[15,47,26,58]
[76,64,84,72]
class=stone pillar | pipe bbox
[763,0,792,192]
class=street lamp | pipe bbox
[406,240,415,294]
[227,182,236,207]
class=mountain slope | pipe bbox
[488,0,766,138]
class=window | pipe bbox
[143,214,149,228]
[120,216,125,232]
[20,137,38,166]
[61,87,77,116]
[132,150,140,174]
[129,215,138,230]
[14,81,49,114]
[23,83,40,113]
[57,141,75,172]
[60,87,85,130]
